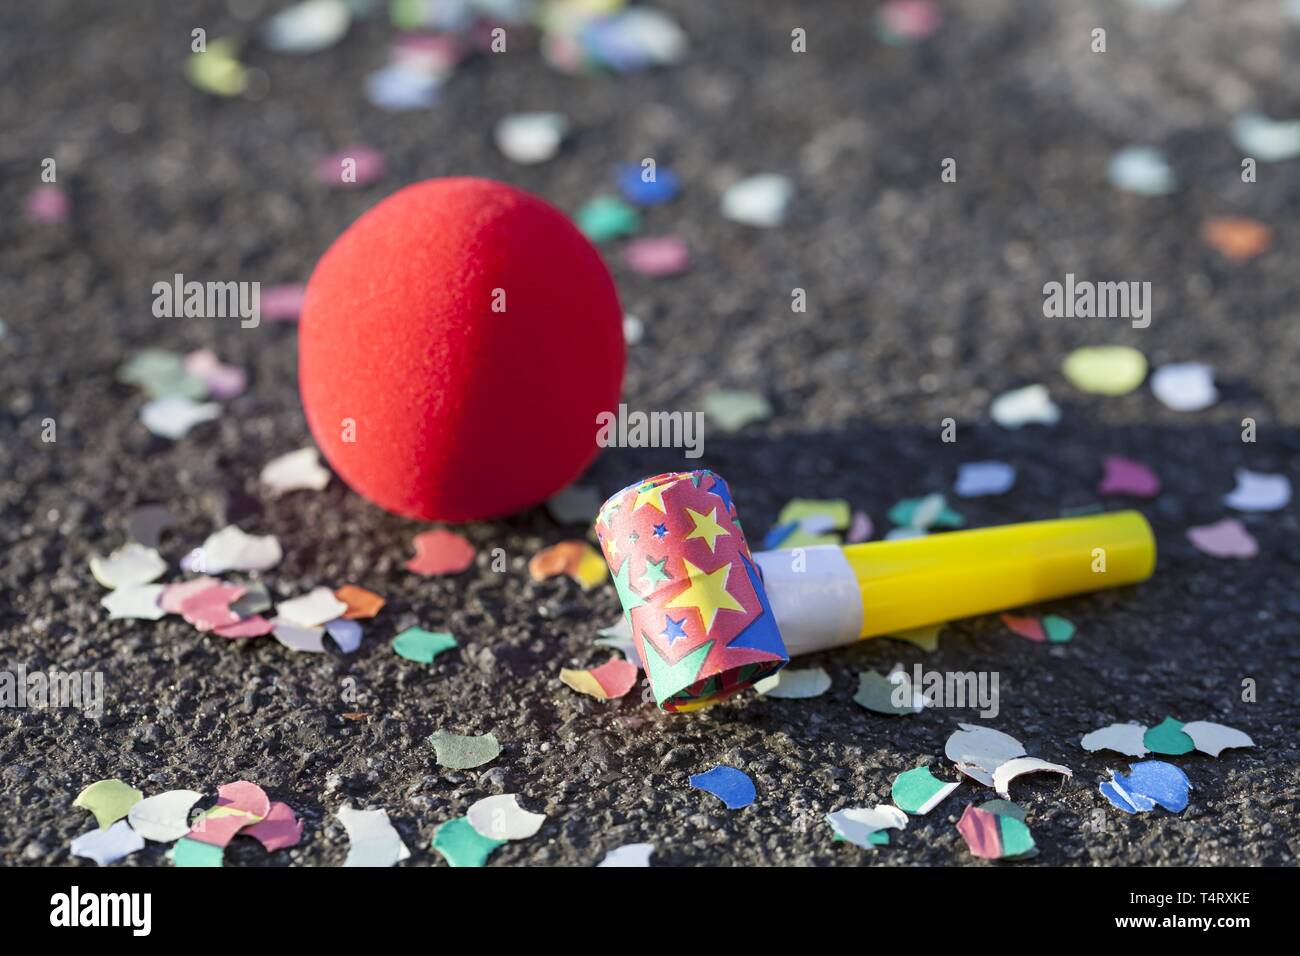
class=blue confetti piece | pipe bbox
[326,618,363,654]
[365,63,441,111]
[762,520,798,550]
[1100,760,1190,814]
[616,164,680,206]
[690,765,756,810]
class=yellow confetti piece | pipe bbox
[187,40,248,97]
[1062,345,1148,396]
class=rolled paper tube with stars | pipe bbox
[597,469,1157,712]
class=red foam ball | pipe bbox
[299,177,625,521]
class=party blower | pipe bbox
[595,469,1156,712]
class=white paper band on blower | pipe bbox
[753,546,864,657]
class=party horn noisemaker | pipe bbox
[595,469,1156,712]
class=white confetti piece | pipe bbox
[721,174,794,228]
[261,447,331,494]
[467,794,547,841]
[945,723,1027,786]
[1107,145,1177,196]
[261,0,351,54]
[70,820,145,866]
[127,789,204,842]
[1231,112,1300,163]
[990,384,1060,428]
[1151,362,1217,411]
[826,805,908,849]
[276,587,347,628]
[494,112,568,164]
[991,756,1073,798]
[1081,722,1149,757]
[623,314,644,345]
[754,666,832,699]
[1223,469,1291,512]
[597,842,654,867]
[338,805,409,867]
[140,396,221,439]
[272,617,326,653]
[1181,721,1255,757]
[90,543,167,590]
[186,525,282,574]
[954,460,1016,498]
[100,583,166,620]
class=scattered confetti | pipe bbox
[1108,145,1177,196]
[70,821,145,866]
[179,582,244,631]
[74,780,143,830]
[576,195,640,242]
[616,164,680,206]
[754,666,831,699]
[430,730,500,770]
[1187,518,1257,559]
[183,349,246,399]
[339,805,410,867]
[171,838,224,867]
[945,724,1026,786]
[392,627,457,663]
[140,395,221,439]
[405,528,475,575]
[853,670,923,715]
[1081,722,1149,758]
[467,794,546,841]
[24,184,69,224]
[560,657,638,700]
[335,584,385,619]
[826,804,907,849]
[1098,455,1160,497]
[272,617,326,653]
[1062,345,1148,396]
[242,802,303,851]
[623,235,689,277]
[1143,716,1196,755]
[874,0,942,44]
[546,484,602,524]
[277,586,348,628]
[128,789,203,842]
[126,504,175,548]
[1223,468,1291,512]
[702,388,772,432]
[261,0,351,54]
[495,112,568,164]
[721,174,794,228]
[1100,760,1190,814]
[1200,217,1273,261]
[888,494,963,532]
[90,543,166,590]
[314,145,385,187]
[324,618,362,653]
[954,461,1016,498]
[1230,112,1300,162]
[892,766,960,815]
[101,583,166,621]
[690,766,756,810]
[990,384,1060,428]
[956,802,1035,860]
[991,756,1073,798]
[187,39,249,97]
[598,843,653,867]
[529,540,607,590]
[1151,362,1217,411]
[432,816,504,867]
[1180,721,1255,757]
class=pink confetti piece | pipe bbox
[1001,613,1046,643]
[180,583,246,631]
[186,781,271,848]
[261,283,307,322]
[955,804,1003,859]
[24,184,70,224]
[184,349,248,399]
[405,528,475,576]
[392,32,465,74]
[160,577,220,613]
[242,801,303,851]
[623,235,689,277]
[1098,455,1160,498]
[845,510,873,543]
[1187,518,1258,559]
[213,615,274,639]
[877,0,942,41]
[314,145,386,188]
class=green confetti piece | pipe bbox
[392,627,457,663]
[997,815,1036,858]
[776,499,851,530]
[852,670,920,716]
[575,196,640,242]
[701,389,772,432]
[186,40,249,98]
[888,494,964,530]
[432,816,505,867]
[1042,615,1075,643]
[885,623,944,653]
[1144,716,1195,755]
[171,837,224,867]
[429,730,501,770]
[892,766,959,815]
[117,350,208,400]
[73,779,143,830]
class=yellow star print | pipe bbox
[633,479,677,514]
[684,507,729,553]
[666,559,744,634]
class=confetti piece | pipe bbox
[118,349,207,400]
[325,618,363,653]
[598,843,654,867]
[1062,345,1148,396]
[892,766,960,815]
[1143,716,1196,755]
[754,666,831,699]
[576,196,641,242]
[1098,455,1160,497]
[888,494,963,531]
[956,803,1036,860]
[101,583,166,620]
[314,145,385,188]
[467,794,547,841]
[579,8,687,71]
[186,781,269,848]
[546,483,602,524]
[1101,760,1190,814]
[1151,362,1217,411]
[845,510,873,543]
[430,731,500,770]
[183,349,246,399]
[954,461,1016,498]
[214,615,274,639]
[702,389,772,431]
[126,504,175,548]
[855,669,924,715]
[616,164,681,206]
[623,313,644,344]
[187,39,249,97]
[991,756,1073,798]
[365,62,441,111]
[180,582,244,631]
[945,724,1026,786]
[432,816,505,867]
[774,499,851,548]
[171,837,223,867]
[1081,722,1149,757]
[1230,112,1300,162]
[277,586,348,627]
[874,0,942,43]
[990,384,1060,428]
[75,780,143,830]
[128,790,203,843]
[231,583,274,616]
[1223,468,1291,512]
[1042,615,1075,643]
[1001,613,1045,642]
[885,623,943,652]
[495,112,569,164]
[262,447,331,494]
[1180,721,1255,757]
[90,543,167,590]
[71,821,145,866]
[826,805,908,848]
[690,766,756,810]
[261,0,351,54]
[1108,145,1177,196]
[140,395,221,439]
[24,184,69,224]
[560,657,638,700]
[392,627,457,663]
[529,540,608,590]
[261,283,307,321]
[405,529,475,576]
[1200,217,1273,261]
[242,802,303,851]
[335,584,385,619]
[1187,518,1257,558]
[721,174,794,228]
[160,577,220,613]
[272,617,326,653]
[623,235,689,277]
[339,805,410,867]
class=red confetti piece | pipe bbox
[241,802,303,851]
[405,528,475,576]
[1001,613,1046,642]
[213,615,274,639]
